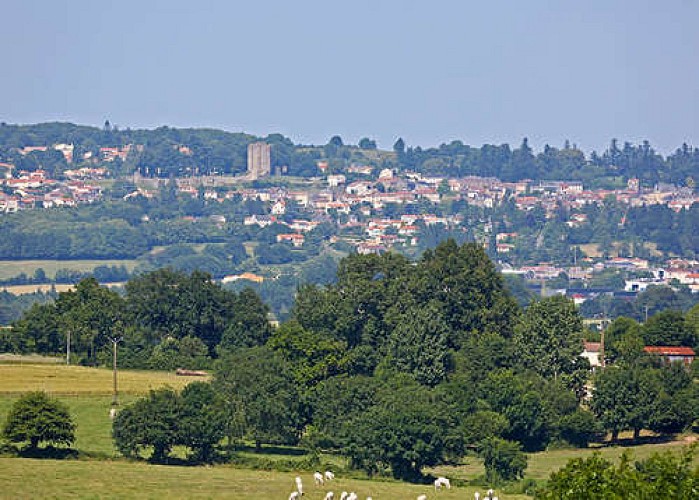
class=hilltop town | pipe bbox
[0,123,697,324]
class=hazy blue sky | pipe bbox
[2,0,698,154]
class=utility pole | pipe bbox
[109,336,123,407]
[66,329,71,365]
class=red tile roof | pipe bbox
[584,342,602,352]
[644,346,695,356]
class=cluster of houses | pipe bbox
[1,152,697,281]
[0,169,102,212]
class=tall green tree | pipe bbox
[346,378,464,482]
[386,300,450,386]
[267,319,348,388]
[124,269,237,354]
[219,288,272,351]
[642,310,697,347]
[179,382,226,463]
[513,295,585,380]
[112,387,181,462]
[590,366,661,440]
[213,347,301,450]
[417,240,519,347]
[603,316,643,364]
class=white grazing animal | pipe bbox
[324,493,334,500]
[109,408,117,420]
[417,495,428,500]
[475,492,480,500]
[295,476,303,496]
[324,470,335,481]
[487,489,494,499]
[347,493,358,500]
[314,472,324,486]
[340,492,348,500]
[289,492,300,500]
[434,477,451,490]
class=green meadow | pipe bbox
[0,362,694,499]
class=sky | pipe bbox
[2,0,699,155]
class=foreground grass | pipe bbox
[0,458,524,499]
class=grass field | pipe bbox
[0,259,138,281]
[0,364,207,456]
[0,458,512,500]
[0,364,198,395]
[0,363,695,499]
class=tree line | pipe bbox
[1,122,698,188]
[1,241,698,484]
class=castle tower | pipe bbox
[247,142,271,180]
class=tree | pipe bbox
[3,391,75,450]
[480,437,528,484]
[213,347,301,450]
[393,137,405,154]
[358,138,377,150]
[112,384,225,463]
[478,370,553,451]
[387,300,450,386]
[324,135,345,158]
[539,448,699,499]
[219,288,272,351]
[124,269,238,355]
[346,379,464,482]
[418,240,519,347]
[112,388,180,462]
[461,411,509,448]
[267,319,348,388]
[179,382,226,463]
[305,375,378,450]
[687,303,699,336]
[590,366,661,441]
[513,295,585,380]
[604,316,643,364]
[643,310,697,347]
[328,135,344,147]
[557,409,604,448]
